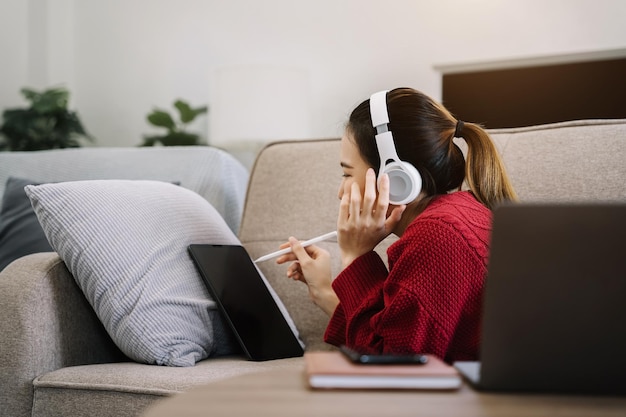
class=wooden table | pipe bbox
[142,368,626,417]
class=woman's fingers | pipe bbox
[349,181,362,221]
[375,172,390,214]
[339,181,351,223]
[288,236,310,260]
[287,261,303,281]
[362,168,378,215]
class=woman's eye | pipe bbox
[342,173,351,178]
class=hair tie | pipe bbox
[454,120,465,138]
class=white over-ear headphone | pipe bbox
[369,90,422,205]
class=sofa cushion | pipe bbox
[0,177,53,271]
[25,179,240,366]
[31,357,303,417]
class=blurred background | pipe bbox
[1,0,624,163]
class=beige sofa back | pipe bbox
[239,119,626,351]
[489,119,626,202]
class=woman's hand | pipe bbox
[338,168,405,268]
[276,238,338,316]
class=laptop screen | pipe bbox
[476,203,626,394]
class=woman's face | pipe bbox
[338,130,372,200]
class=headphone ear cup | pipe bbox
[381,161,422,205]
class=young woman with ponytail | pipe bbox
[277,87,517,363]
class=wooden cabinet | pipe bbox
[436,49,626,129]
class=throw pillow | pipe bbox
[25,179,240,366]
[0,177,53,271]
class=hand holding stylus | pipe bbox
[253,231,338,263]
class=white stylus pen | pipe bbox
[253,231,338,263]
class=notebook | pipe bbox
[188,244,304,361]
[305,351,461,390]
[455,203,626,394]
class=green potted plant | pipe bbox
[0,87,93,151]
[141,100,208,146]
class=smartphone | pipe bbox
[339,345,428,365]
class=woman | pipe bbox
[277,87,517,363]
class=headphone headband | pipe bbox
[370,90,390,130]
[370,90,401,173]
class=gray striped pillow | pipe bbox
[25,180,240,366]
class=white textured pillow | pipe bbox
[25,180,239,366]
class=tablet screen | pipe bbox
[189,244,304,361]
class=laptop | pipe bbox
[188,244,304,361]
[455,203,626,394]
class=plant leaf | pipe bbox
[21,88,41,103]
[65,111,94,141]
[174,100,207,124]
[22,87,69,114]
[147,110,176,130]
[174,100,194,123]
[0,92,93,151]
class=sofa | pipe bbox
[1,119,625,417]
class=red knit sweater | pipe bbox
[324,191,491,363]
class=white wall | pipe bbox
[0,0,29,106]
[1,0,625,150]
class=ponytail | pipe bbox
[459,122,518,209]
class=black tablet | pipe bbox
[188,244,304,361]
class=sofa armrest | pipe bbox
[0,252,125,417]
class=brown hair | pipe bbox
[346,87,517,210]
